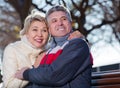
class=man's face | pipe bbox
[47,11,72,37]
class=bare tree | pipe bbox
[1,0,120,47]
[0,1,20,50]
[4,0,32,27]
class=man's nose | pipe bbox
[58,20,63,25]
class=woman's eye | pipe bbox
[42,29,47,32]
[32,29,37,31]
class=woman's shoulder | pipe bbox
[5,40,22,50]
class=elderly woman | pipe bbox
[2,10,49,88]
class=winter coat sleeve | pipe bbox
[23,38,91,86]
[2,45,28,88]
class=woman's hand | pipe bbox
[34,52,45,68]
[68,30,84,40]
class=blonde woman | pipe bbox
[2,10,49,88]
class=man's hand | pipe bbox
[68,30,84,40]
[15,67,30,80]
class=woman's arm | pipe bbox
[2,45,27,88]
[68,30,84,40]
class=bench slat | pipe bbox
[92,77,120,85]
[92,84,120,88]
[92,70,120,88]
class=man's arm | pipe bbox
[18,39,91,86]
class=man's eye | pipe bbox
[62,17,67,20]
[52,19,57,23]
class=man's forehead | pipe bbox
[49,11,66,16]
[48,11,66,19]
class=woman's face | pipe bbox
[26,20,49,48]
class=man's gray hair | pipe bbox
[46,5,72,22]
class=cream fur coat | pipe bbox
[2,36,43,88]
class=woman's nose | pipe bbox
[38,31,42,36]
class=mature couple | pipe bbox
[2,5,93,88]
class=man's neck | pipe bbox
[53,34,70,46]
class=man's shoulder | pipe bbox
[69,38,86,44]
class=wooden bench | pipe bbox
[92,70,120,88]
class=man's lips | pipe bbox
[57,26,65,30]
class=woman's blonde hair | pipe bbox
[20,10,47,36]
